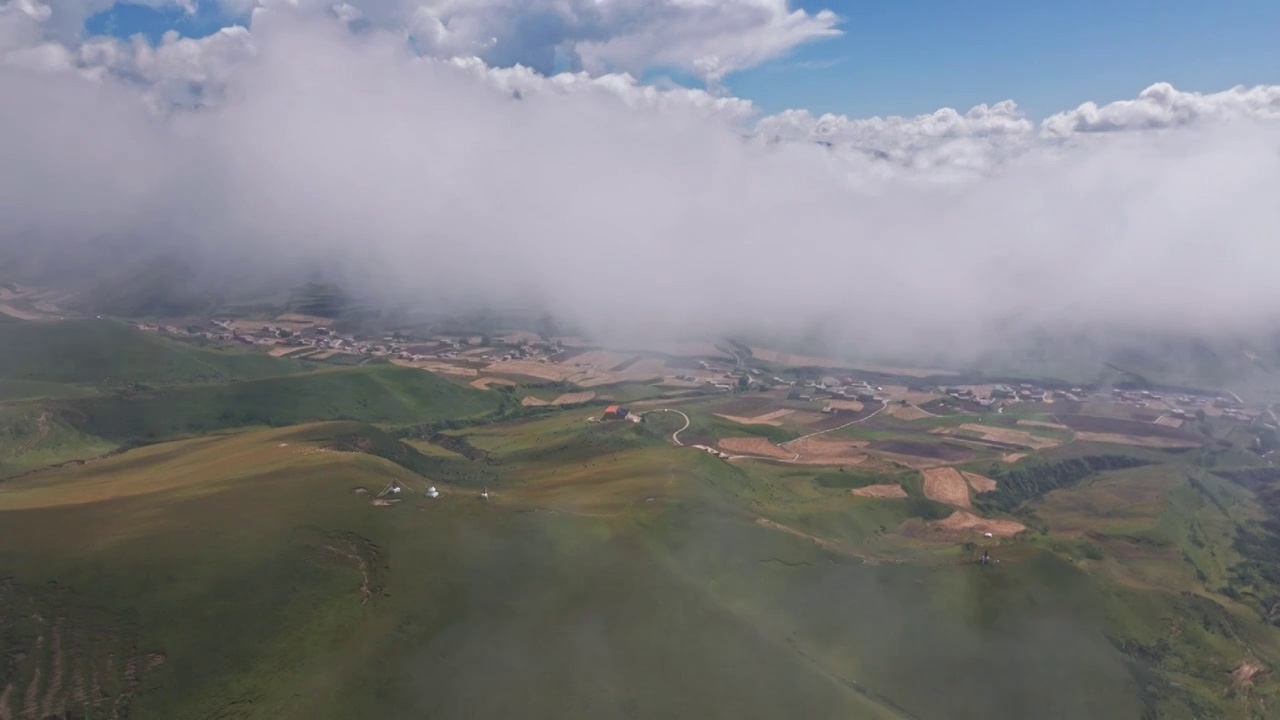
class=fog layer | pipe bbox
[2,2,1279,362]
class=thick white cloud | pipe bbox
[28,0,839,82]
[1042,82,1280,136]
[2,3,1280,362]
[330,0,841,82]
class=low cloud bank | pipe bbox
[1,2,1279,364]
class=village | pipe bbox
[124,313,1280,436]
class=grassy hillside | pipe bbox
[55,365,502,442]
[0,405,116,478]
[4,374,1280,718]
[7,411,1275,718]
[0,424,906,719]
[0,316,300,391]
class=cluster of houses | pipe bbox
[785,376,882,403]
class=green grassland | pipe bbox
[0,405,117,478]
[0,418,1149,720]
[50,365,501,443]
[0,316,300,393]
[5,399,1280,718]
[4,324,1280,720]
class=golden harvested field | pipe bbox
[470,377,518,390]
[718,438,795,459]
[851,484,908,498]
[518,391,597,407]
[962,471,998,493]
[390,358,479,377]
[1073,432,1201,449]
[787,437,868,461]
[888,404,933,421]
[934,511,1026,537]
[1002,453,1027,464]
[482,360,568,381]
[267,345,307,357]
[488,351,668,386]
[921,467,972,508]
[956,423,1060,450]
[716,409,795,426]
[1017,420,1069,430]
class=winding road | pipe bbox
[660,408,691,446]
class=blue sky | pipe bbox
[84,0,1280,120]
[729,0,1280,118]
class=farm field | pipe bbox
[3,317,1280,718]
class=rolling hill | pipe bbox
[0,316,300,393]
[52,364,502,442]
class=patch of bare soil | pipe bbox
[888,404,932,421]
[521,390,596,407]
[921,467,972,508]
[392,358,480,377]
[1073,432,1201,448]
[956,423,1060,449]
[719,437,794,459]
[716,408,795,426]
[851,484,908,498]
[934,510,1026,537]
[470,376,517,390]
[552,391,596,405]
[1230,660,1269,688]
[962,471,998,493]
[785,437,869,465]
[1154,416,1185,428]
[485,360,570,381]
[1002,453,1026,463]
